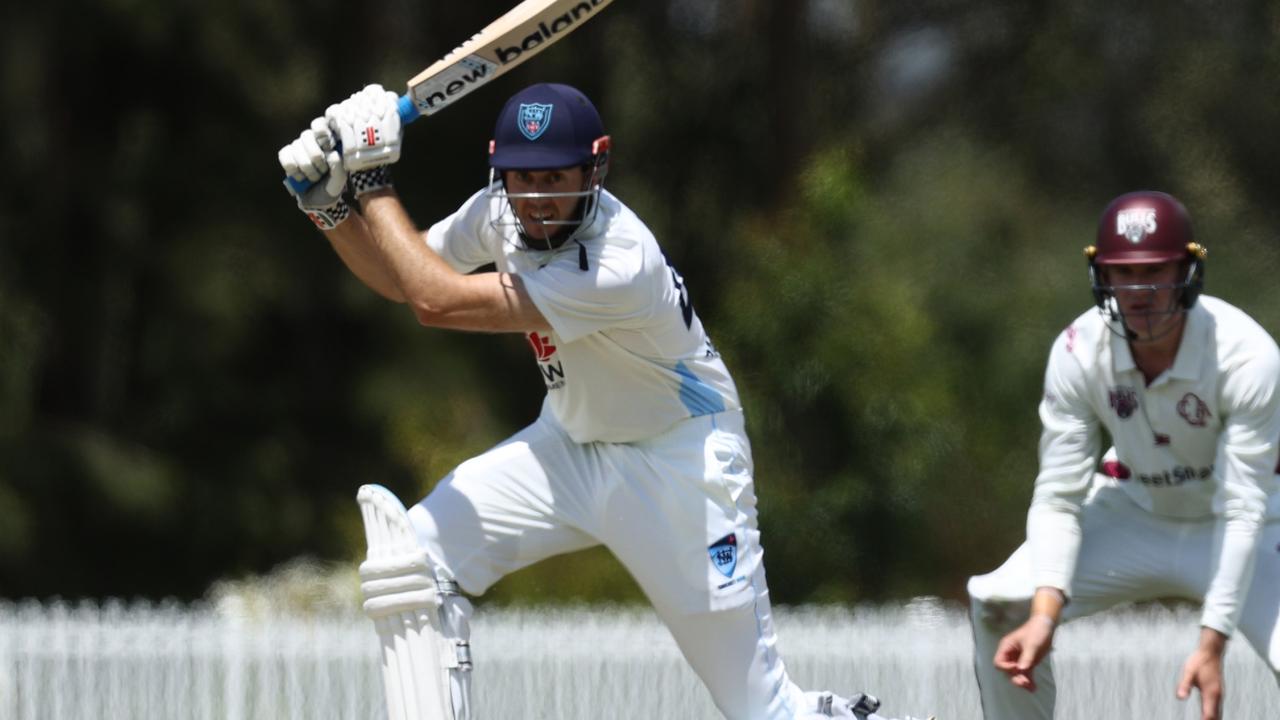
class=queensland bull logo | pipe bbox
[1116,208,1158,243]
[1109,386,1138,419]
[518,103,553,140]
[708,533,737,578]
[1177,392,1212,427]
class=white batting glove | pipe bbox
[278,117,350,229]
[325,84,403,172]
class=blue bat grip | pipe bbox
[283,93,421,194]
[397,94,421,126]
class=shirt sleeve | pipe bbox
[424,188,498,273]
[1200,341,1280,636]
[519,238,655,343]
[1026,328,1103,596]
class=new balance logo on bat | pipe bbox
[413,0,609,114]
[414,57,498,114]
[494,0,609,64]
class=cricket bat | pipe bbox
[286,0,615,193]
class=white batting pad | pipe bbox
[358,484,457,720]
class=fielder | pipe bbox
[968,190,1280,720]
[279,82,928,720]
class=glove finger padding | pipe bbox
[308,117,351,199]
[326,83,403,172]
[280,117,351,229]
[322,148,348,198]
[278,126,326,182]
[280,118,346,190]
[310,116,336,153]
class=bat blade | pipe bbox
[285,0,614,194]
[405,0,615,120]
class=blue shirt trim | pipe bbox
[674,361,727,417]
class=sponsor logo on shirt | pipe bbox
[1109,386,1139,419]
[1176,392,1212,427]
[527,332,557,361]
[1137,464,1213,486]
[526,332,566,390]
[1104,460,1213,486]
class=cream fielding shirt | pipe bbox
[426,187,740,444]
[1028,296,1280,635]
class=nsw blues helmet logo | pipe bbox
[708,533,737,578]
[518,103,553,141]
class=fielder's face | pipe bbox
[503,167,589,245]
[1102,261,1184,342]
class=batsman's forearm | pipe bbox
[357,190,471,319]
[356,190,548,333]
[324,215,408,303]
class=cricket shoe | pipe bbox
[817,691,936,720]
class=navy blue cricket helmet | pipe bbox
[489,83,608,170]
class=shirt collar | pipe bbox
[1109,303,1207,384]
[1167,301,1208,382]
[576,188,614,241]
[1110,318,1137,375]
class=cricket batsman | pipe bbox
[968,190,1280,720]
[278,82,930,720]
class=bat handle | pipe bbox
[283,93,421,194]
[397,94,421,126]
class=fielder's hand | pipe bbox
[279,117,350,229]
[993,614,1055,692]
[1176,628,1226,720]
[326,84,403,172]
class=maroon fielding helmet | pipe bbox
[1086,190,1207,314]
[1092,191,1194,265]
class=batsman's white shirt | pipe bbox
[1029,295,1280,635]
[411,188,824,719]
[426,186,740,443]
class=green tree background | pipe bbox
[2,0,1278,605]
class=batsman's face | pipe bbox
[504,167,588,243]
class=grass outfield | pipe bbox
[1,598,1275,719]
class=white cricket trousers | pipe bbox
[407,408,826,720]
[968,483,1280,719]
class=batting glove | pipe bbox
[278,117,350,230]
[325,83,402,172]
